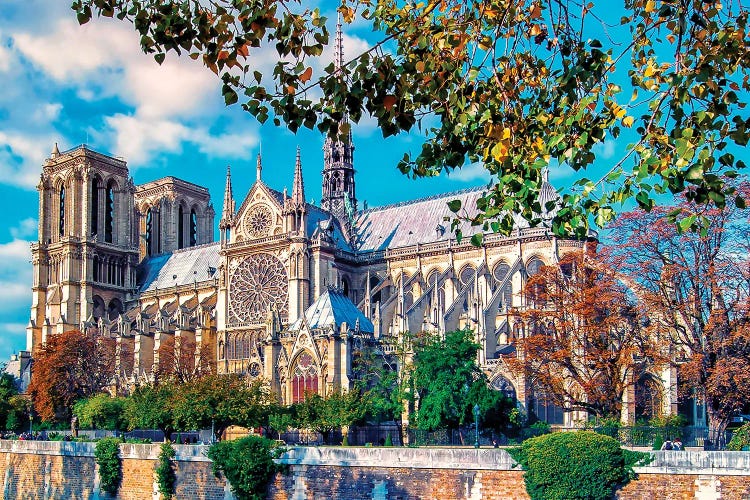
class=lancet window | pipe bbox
[291,352,318,403]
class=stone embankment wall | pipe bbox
[0,440,748,499]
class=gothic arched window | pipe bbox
[93,255,99,282]
[190,208,198,246]
[459,264,476,287]
[105,181,115,243]
[526,257,544,277]
[91,178,99,236]
[291,352,318,403]
[492,262,513,308]
[58,186,66,236]
[145,208,153,256]
[178,204,185,249]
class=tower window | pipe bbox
[190,209,197,246]
[145,208,153,256]
[91,178,99,236]
[58,186,66,236]
[178,205,185,249]
[105,182,115,243]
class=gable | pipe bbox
[233,182,285,242]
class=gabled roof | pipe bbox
[289,288,374,333]
[138,243,221,292]
[353,187,498,251]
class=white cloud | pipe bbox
[9,218,37,240]
[447,162,493,183]
[0,239,32,310]
[103,114,257,167]
[0,131,46,188]
[32,103,62,123]
[594,139,616,160]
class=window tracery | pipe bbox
[228,253,288,324]
[291,352,318,403]
[244,205,273,238]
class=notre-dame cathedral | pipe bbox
[24,23,693,428]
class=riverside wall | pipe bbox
[0,440,748,499]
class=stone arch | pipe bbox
[635,373,666,421]
[105,179,117,243]
[189,204,200,246]
[290,351,319,403]
[458,263,476,287]
[92,295,106,320]
[490,374,518,403]
[107,298,123,320]
[525,256,546,277]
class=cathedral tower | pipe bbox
[321,17,356,236]
[285,147,311,321]
[28,144,138,350]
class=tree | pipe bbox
[352,340,407,423]
[410,329,508,431]
[124,382,176,440]
[294,390,367,444]
[72,1,750,237]
[170,374,275,441]
[73,393,128,431]
[27,330,116,422]
[0,373,19,431]
[608,186,750,433]
[507,252,660,421]
[154,336,214,384]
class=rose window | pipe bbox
[228,253,288,324]
[244,205,273,238]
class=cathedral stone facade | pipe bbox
[26,131,602,426]
[24,22,691,428]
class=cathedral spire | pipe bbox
[334,13,344,75]
[292,146,305,205]
[256,152,262,182]
[220,165,234,229]
[322,16,356,236]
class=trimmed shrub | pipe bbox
[384,434,393,447]
[207,435,283,500]
[94,437,122,496]
[156,443,177,499]
[508,431,649,500]
[727,423,750,451]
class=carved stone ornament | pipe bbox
[244,204,273,239]
[228,253,288,324]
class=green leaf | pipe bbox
[447,199,462,213]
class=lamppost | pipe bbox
[28,413,33,435]
[473,403,480,448]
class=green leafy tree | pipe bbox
[73,1,750,237]
[123,383,176,441]
[170,375,275,442]
[0,373,19,430]
[267,406,296,440]
[73,394,128,431]
[156,443,177,499]
[207,435,282,500]
[295,390,366,444]
[5,395,30,432]
[411,329,509,431]
[352,341,407,423]
[95,437,122,496]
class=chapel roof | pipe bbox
[289,287,374,333]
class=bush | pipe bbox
[727,423,750,451]
[156,443,177,499]
[207,435,283,500]
[508,431,649,500]
[94,437,122,496]
[384,434,393,447]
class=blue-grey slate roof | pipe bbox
[289,288,374,333]
[138,243,221,292]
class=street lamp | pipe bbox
[29,413,33,435]
[473,403,480,448]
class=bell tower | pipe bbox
[28,144,138,350]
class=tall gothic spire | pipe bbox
[334,13,344,75]
[220,165,234,228]
[292,146,305,205]
[256,152,262,182]
[322,15,356,236]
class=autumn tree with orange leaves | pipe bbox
[507,252,659,421]
[28,330,116,422]
[608,184,750,434]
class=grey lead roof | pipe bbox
[138,243,221,292]
[289,288,374,333]
[353,187,490,251]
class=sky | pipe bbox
[0,1,637,362]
